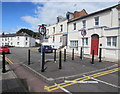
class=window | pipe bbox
[107,36,117,47]
[26,37,28,40]
[118,18,120,26]
[60,36,62,42]
[95,16,99,26]
[47,29,49,34]
[53,27,55,33]
[5,38,7,41]
[26,42,28,45]
[11,37,12,40]
[73,23,76,30]
[17,37,19,40]
[11,42,13,45]
[82,20,86,28]
[17,42,19,45]
[2,38,4,41]
[82,38,88,45]
[60,25,63,32]
[70,40,78,47]
[53,36,55,42]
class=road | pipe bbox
[4,48,120,93]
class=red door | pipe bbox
[91,34,99,55]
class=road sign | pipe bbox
[38,25,46,35]
[81,29,86,37]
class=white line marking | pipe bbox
[83,75,120,89]
[64,80,98,84]
[54,83,72,94]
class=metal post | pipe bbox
[99,48,102,62]
[91,50,94,64]
[2,51,6,73]
[28,49,30,65]
[41,50,45,72]
[54,49,56,62]
[59,50,62,69]
[72,48,74,60]
[82,37,84,60]
[64,49,66,61]
[80,47,82,59]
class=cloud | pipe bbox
[21,2,117,31]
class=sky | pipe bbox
[1,1,119,33]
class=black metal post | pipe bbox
[54,49,56,62]
[91,50,94,64]
[64,49,66,61]
[72,48,74,60]
[99,48,102,62]
[2,51,6,73]
[28,49,30,65]
[59,50,62,69]
[80,47,82,59]
[41,50,45,72]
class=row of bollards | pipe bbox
[27,47,102,72]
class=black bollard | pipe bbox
[99,48,102,62]
[80,47,82,59]
[2,51,6,73]
[91,50,94,64]
[54,49,56,62]
[64,49,66,61]
[28,49,30,65]
[41,50,45,72]
[59,50,62,69]
[72,48,74,60]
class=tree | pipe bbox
[16,28,40,38]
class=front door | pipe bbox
[91,34,99,55]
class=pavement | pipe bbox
[0,56,27,93]
[1,47,120,93]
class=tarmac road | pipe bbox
[5,47,120,93]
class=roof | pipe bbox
[68,4,119,23]
[0,33,30,37]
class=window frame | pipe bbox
[94,16,99,26]
[73,23,76,30]
[107,36,117,47]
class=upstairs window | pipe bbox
[94,16,99,26]
[26,37,28,40]
[60,25,63,32]
[53,27,55,33]
[73,23,76,30]
[82,20,86,28]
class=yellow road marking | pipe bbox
[44,67,120,91]
[46,58,64,61]
[0,55,14,64]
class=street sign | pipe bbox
[38,25,46,35]
[81,29,86,37]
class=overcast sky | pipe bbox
[1,0,119,33]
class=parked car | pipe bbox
[38,45,53,53]
[0,46,10,54]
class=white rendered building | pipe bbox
[67,4,120,62]
[0,33,35,47]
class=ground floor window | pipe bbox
[82,38,88,46]
[17,42,19,45]
[70,40,78,48]
[107,36,117,47]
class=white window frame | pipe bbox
[82,20,86,28]
[73,23,76,30]
[70,40,78,48]
[82,38,88,46]
[94,16,99,26]
[107,36,117,48]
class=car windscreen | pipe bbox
[1,47,7,48]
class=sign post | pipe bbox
[38,24,46,72]
[81,28,86,60]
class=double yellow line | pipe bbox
[0,55,14,64]
[44,67,120,91]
